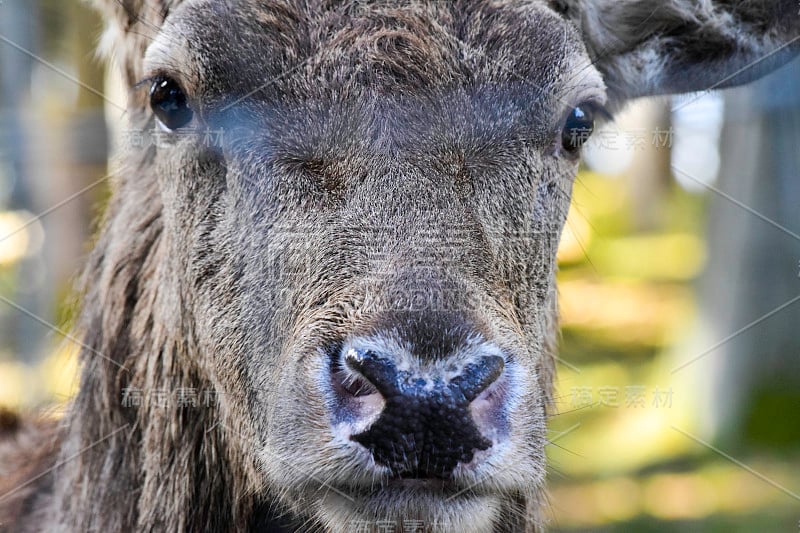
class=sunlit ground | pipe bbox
[550,171,800,531]
[1,171,798,531]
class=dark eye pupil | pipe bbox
[561,105,595,153]
[150,77,193,130]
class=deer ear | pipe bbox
[556,0,799,106]
[93,0,184,89]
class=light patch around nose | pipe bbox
[469,370,513,445]
[324,346,386,440]
[322,331,518,472]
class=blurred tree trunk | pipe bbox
[26,0,108,376]
[47,1,108,304]
[1,0,106,381]
[701,57,800,450]
[0,0,39,364]
[625,100,672,231]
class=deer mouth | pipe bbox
[351,477,464,494]
[317,481,503,533]
[331,469,502,504]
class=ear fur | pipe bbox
[93,0,184,89]
[554,0,800,105]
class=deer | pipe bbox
[0,1,797,531]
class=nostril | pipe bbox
[342,375,377,397]
[343,348,400,397]
[329,347,385,432]
[331,352,380,398]
[450,355,505,402]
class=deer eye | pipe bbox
[561,104,595,154]
[150,77,194,130]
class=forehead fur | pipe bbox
[143,0,605,114]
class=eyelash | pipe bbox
[133,75,160,91]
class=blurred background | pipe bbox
[0,1,798,531]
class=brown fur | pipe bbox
[0,411,59,530]
[1,1,797,531]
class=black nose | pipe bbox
[343,347,505,478]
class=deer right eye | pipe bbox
[150,77,194,131]
[561,104,596,154]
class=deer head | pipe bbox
[71,1,797,530]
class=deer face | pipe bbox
[96,0,797,530]
[140,1,596,527]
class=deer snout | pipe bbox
[329,331,512,479]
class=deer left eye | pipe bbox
[561,104,595,154]
[150,77,194,131]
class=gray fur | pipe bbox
[1,1,797,531]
